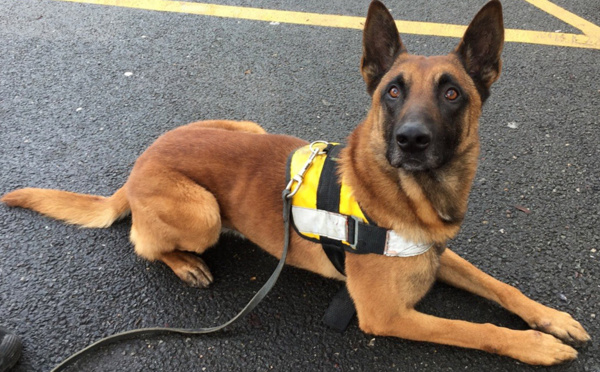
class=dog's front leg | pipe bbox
[437,248,590,346]
[346,253,582,365]
[362,308,580,365]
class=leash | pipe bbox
[51,192,292,371]
[50,144,325,372]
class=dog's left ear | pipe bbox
[454,0,504,102]
[361,1,407,95]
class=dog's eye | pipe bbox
[444,88,459,101]
[388,86,401,99]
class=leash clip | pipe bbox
[285,174,304,198]
[285,141,329,198]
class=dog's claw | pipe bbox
[161,251,214,288]
[183,263,214,288]
[530,309,590,347]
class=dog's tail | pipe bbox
[1,186,130,228]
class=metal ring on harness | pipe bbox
[309,140,330,154]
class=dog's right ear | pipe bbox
[361,1,406,95]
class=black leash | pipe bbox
[50,191,294,372]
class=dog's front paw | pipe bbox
[529,307,590,347]
[511,330,578,365]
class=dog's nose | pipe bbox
[395,123,431,153]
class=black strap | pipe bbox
[346,218,387,255]
[315,145,357,332]
[320,242,346,275]
[316,145,389,260]
[50,191,294,372]
[316,144,342,212]
[316,145,348,275]
[322,286,356,333]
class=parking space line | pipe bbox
[54,0,600,50]
[523,0,600,38]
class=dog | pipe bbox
[1,0,590,365]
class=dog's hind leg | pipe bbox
[127,171,222,288]
[437,248,590,346]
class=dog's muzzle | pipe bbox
[387,121,438,171]
[395,122,432,154]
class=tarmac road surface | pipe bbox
[1,0,598,371]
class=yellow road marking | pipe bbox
[523,0,600,38]
[54,0,600,50]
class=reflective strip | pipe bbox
[292,206,349,242]
[385,231,433,257]
[292,206,432,257]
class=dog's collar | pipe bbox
[286,142,433,275]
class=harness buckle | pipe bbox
[347,215,361,250]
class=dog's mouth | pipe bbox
[386,143,444,172]
[392,156,440,172]
[399,157,429,172]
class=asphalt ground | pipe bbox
[1,0,599,371]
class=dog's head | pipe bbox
[361,0,504,173]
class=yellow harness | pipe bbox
[286,142,432,275]
[288,142,366,246]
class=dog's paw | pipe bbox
[529,308,590,347]
[179,256,214,288]
[161,251,214,288]
[513,330,578,366]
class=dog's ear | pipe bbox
[361,0,406,95]
[454,0,504,102]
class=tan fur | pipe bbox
[1,0,589,366]
[187,119,268,134]
[2,186,129,228]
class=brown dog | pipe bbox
[1,0,590,365]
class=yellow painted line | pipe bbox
[54,0,600,50]
[523,0,600,38]
[506,28,598,49]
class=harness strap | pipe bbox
[316,144,347,275]
[314,144,355,333]
[322,285,356,333]
[291,207,433,257]
[316,144,342,212]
